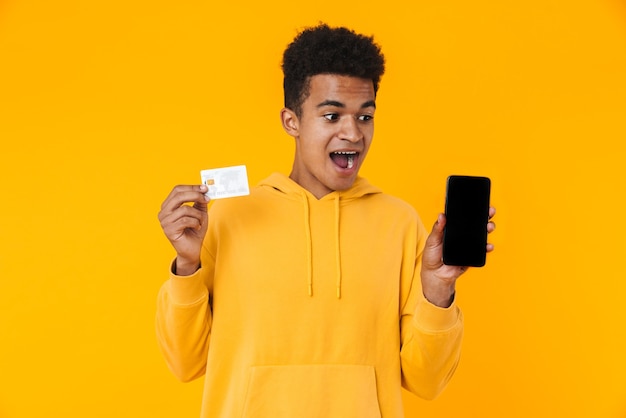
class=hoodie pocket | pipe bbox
[241,364,382,418]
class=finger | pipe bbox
[161,184,208,208]
[192,198,210,213]
[167,215,203,236]
[432,213,446,234]
[159,185,209,219]
[488,206,496,219]
[425,213,445,248]
[162,214,207,242]
[486,243,495,253]
[422,214,446,271]
[161,205,208,234]
[487,221,496,233]
[163,204,208,225]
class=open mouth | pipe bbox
[330,151,358,169]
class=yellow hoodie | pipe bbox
[156,173,463,418]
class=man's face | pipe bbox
[284,74,376,199]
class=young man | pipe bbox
[156,24,495,418]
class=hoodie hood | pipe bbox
[258,173,382,298]
[258,172,382,201]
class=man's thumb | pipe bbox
[427,213,446,246]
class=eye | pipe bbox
[358,114,374,122]
[323,113,339,121]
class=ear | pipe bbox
[280,107,299,137]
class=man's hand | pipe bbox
[158,185,210,276]
[420,207,496,308]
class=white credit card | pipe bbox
[200,165,250,199]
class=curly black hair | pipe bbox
[282,23,385,117]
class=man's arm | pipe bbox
[155,185,213,382]
[398,217,463,400]
[156,263,213,382]
[400,209,496,399]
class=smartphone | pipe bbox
[442,175,491,267]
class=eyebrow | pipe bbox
[316,100,376,109]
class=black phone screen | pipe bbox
[442,175,491,267]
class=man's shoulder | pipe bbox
[208,183,283,221]
[364,190,418,216]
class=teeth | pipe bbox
[332,151,357,169]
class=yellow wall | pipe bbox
[1,0,625,417]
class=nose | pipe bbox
[339,116,364,143]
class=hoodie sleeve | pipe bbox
[399,218,464,400]
[155,250,214,383]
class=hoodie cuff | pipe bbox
[413,293,461,332]
[168,260,208,306]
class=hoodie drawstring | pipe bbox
[334,195,342,299]
[302,192,342,299]
[303,194,313,297]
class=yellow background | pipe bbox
[1,0,625,417]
